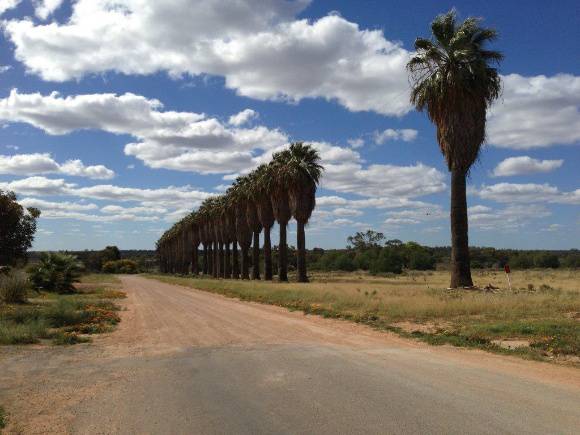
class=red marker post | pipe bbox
[504,264,511,291]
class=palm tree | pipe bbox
[280,142,323,282]
[251,164,275,280]
[407,10,502,288]
[267,153,293,282]
[244,171,263,280]
[229,179,252,280]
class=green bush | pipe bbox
[29,252,84,293]
[0,270,29,303]
[370,250,403,274]
[101,259,139,274]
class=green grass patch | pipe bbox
[0,405,7,429]
[0,274,124,347]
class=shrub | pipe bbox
[370,250,403,274]
[29,253,84,293]
[0,270,29,303]
[45,299,87,327]
[101,259,139,274]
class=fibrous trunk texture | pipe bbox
[263,225,272,280]
[252,231,261,280]
[296,220,308,282]
[278,221,288,282]
[450,169,473,288]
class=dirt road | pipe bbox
[1,275,579,434]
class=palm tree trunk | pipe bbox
[192,247,198,276]
[232,241,240,279]
[278,221,288,282]
[450,169,473,288]
[213,241,219,278]
[203,243,208,275]
[263,225,272,280]
[224,242,231,278]
[252,231,261,280]
[241,247,250,280]
[219,242,225,278]
[296,220,308,282]
[207,242,213,276]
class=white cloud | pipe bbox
[347,138,364,148]
[0,176,210,207]
[476,183,580,205]
[469,204,551,231]
[19,197,98,212]
[492,156,564,177]
[541,224,562,232]
[488,74,580,149]
[228,109,258,126]
[0,153,115,179]
[383,206,445,227]
[0,65,11,73]
[322,162,446,198]
[0,90,288,174]
[4,0,412,116]
[0,0,20,15]
[331,207,363,217]
[34,0,63,20]
[373,128,418,144]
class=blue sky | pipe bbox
[0,0,578,250]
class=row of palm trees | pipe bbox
[156,143,324,282]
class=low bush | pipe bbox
[0,270,29,303]
[29,252,84,293]
[102,259,139,274]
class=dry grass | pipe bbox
[147,269,579,363]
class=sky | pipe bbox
[0,0,578,251]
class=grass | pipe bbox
[0,405,6,430]
[146,269,580,364]
[0,274,125,346]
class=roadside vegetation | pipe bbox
[0,260,124,346]
[148,269,579,364]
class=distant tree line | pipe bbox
[27,232,579,275]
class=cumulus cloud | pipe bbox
[0,0,20,15]
[228,109,258,126]
[19,197,98,212]
[0,176,210,207]
[383,206,445,227]
[34,0,63,19]
[0,89,287,174]
[492,156,563,177]
[476,183,580,205]
[4,0,412,115]
[469,204,552,231]
[0,153,115,179]
[373,128,418,144]
[347,138,364,149]
[322,162,446,198]
[488,74,580,149]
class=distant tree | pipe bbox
[370,249,403,274]
[347,230,385,251]
[102,246,121,262]
[0,190,41,266]
[534,253,560,269]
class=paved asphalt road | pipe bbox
[1,275,579,434]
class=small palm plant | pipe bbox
[29,252,84,293]
[407,10,502,288]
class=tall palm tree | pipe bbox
[229,179,252,280]
[251,164,275,280]
[280,142,323,282]
[407,10,502,288]
[244,171,263,280]
[268,153,293,282]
